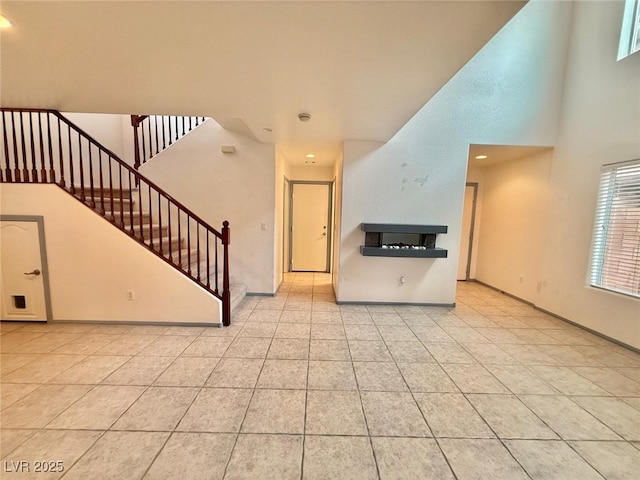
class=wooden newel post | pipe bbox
[130,115,142,172]
[222,221,231,326]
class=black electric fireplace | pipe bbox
[360,223,448,258]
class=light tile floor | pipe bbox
[1,272,640,479]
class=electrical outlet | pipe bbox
[400,276,406,285]
[127,290,135,301]
[519,275,524,284]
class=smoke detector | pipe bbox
[298,113,312,122]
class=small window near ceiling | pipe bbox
[589,159,640,298]
[618,0,640,60]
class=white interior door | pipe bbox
[291,183,331,272]
[458,184,477,281]
[1,219,49,321]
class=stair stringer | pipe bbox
[1,183,224,325]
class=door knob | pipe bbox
[24,269,41,276]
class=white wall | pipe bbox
[338,0,572,304]
[63,112,128,160]
[537,0,640,348]
[287,165,334,182]
[140,119,276,294]
[473,150,553,301]
[1,184,222,324]
[332,149,344,296]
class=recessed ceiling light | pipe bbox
[475,155,488,160]
[0,14,13,29]
[305,153,315,158]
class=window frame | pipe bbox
[588,159,640,300]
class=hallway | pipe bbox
[1,273,639,479]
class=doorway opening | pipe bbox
[287,181,333,273]
[458,183,478,281]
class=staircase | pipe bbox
[1,108,238,325]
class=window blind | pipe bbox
[590,159,640,298]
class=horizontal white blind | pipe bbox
[590,160,640,297]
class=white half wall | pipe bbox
[338,0,572,304]
[1,184,222,324]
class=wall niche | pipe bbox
[360,223,448,258]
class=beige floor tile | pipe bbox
[409,326,455,343]
[385,341,435,362]
[571,346,640,367]
[397,362,460,392]
[441,364,509,394]
[154,357,220,387]
[2,354,86,383]
[353,362,408,391]
[225,434,303,480]
[569,440,640,480]
[103,356,174,385]
[0,384,92,428]
[361,391,431,437]
[536,345,604,366]
[530,365,610,396]
[144,432,235,480]
[442,327,490,344]
[238,322,278,338]
[467,394,558,439]
[267,338,309,359]
[247,309,282,322]
[485,365,559,395]
[62,431,169,480]
[11,333,82,354]
[181,337,233,357]
[341,312,374,325]
[616,367,640,383]
[205,357,263,388]
[496,343,558,366]
[2,430,103,480]
[0,332,46,351]
[303,436,378,480]
[348,340,393,361]
[0,383,40,410]
[461,343,518,365]
[438,438,529,480]
[223,337,271,358]
[137,335,196,356]
[473,327,526,344]
[46,385,145,430]
[504,440,604,480]
[274,323,311,339]
[571,396,640,441]
[310,311,342,324]
[308,360,357,390]
[572,366,640,396]
[309,339,351,360]
[0,429,36,457]
[519,395,621,440]
[241,389,305,434]
[344,324,381,341]
[48,355,130,384]
[425,343,477,364]
[279,310,312,323]
[415,393,495,438]
[310,323,345,340]
[372,437,455,480]
[256,359,308,389]
[1,353,41,376]
[112,386,198,431]
[177,388,252,433]
[51,334,120,355]
[94,334,158,355]
[305,390,367,435]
